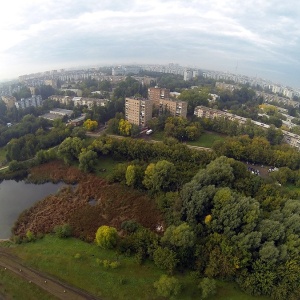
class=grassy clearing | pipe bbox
[0,267,57,300]
[10,235,271,300]
[0,147,7,165]
[94,156,124,178]
[150,131,165,141]
[284,183,300,195]
[188,131,225,148]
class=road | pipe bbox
[0,249,100,300]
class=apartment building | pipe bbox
[72,97,109,109]
[125,97,153,127]
[194,105,300,150]
[148,86,170,106]
[15,95,43,109]
[2,95,16,109]
[49,95,72,105]
[159,99,187,118]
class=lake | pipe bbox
[0,180,64,239]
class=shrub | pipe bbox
[54,224,72,238]
[154,275,181,298]
[198,277,217,300]
[95,225,118,249]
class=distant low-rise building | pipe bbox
[40,108,73,121]
[194,105,300,150]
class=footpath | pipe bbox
[0,248,100,300]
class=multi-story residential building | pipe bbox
[125,97,153,127]
[15,95,42,109]
[184,70,193,81]
[72,97,109,109]
[282,131,300,149]
[1,96,16,109]
[194,105,300,149]
[148,87,170,106]
[159,99,187,118]
[49,95,72,105]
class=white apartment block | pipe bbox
[194,105,300,150]
[15,95,43,109]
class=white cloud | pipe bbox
[0,0,299,87]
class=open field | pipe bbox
[0,265,57,300]
[0,147,7,165]
[8,235,271,300]
[187,131,225,148]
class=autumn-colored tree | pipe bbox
[119,119,132,136]
[95,225,118,249]
[83,119,98,131]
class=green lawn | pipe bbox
[0,267,57,300]
[188,131,225,148]
[150,131,165,141]
[0,147,7,165]
[9,236,271,300]
[94,156,124,178]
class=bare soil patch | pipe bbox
[13,161,163,242]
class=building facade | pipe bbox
[194,105,300,150]
[159,99,187,118]
[2,96,16,109]
[125,97,153,127]
[15,95,43,109]
[148,87,170,106]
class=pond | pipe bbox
[0,180,64,239]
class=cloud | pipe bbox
[0,0,299,87]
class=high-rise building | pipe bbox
[184,70,193,81]
[125,97,153,127]
[148,86,170,106]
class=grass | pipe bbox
[188,131,225,148]
[0,267,57,300]
[0,147,7,165]
[10,235,271,300]
[150,131,165,141]
[94,156,124,178]
[284,183,300,195]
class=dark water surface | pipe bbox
[0,180,64,239]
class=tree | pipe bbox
[54,224,72,238]
[153,275,181,298]
[153,247,178,274]
[79,149,98,172]
[119,119,132,136]
[143,160,176,192]
[162,222,196,248]
[95,225,118,249]
[83,119,98,131]
[57,137,83,164]
[198,278,217,300]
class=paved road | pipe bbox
[0,249,100,300]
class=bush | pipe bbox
[154,274,181,298]
[198,277,217,299]
[95,225,118,249]
[54,224,72,238]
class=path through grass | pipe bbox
[10,235,271,300]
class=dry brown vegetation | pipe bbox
[13,161,163,242]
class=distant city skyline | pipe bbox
[1,1,299,88]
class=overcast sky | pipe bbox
[0,0,299,88]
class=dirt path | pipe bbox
[0,249,100,300]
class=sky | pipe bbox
[0,0,299,88]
